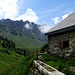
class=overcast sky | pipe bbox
[0,0,75,29]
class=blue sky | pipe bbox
[19,0,75,25]
[0,0,75,32]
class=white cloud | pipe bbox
[52,17,60,24]
[16,8,39,23]
[62,13,69,20]
[24,23,32,29]
[39,24,51,33]
[0,0,39,23]
[24,23,30,29]
[0,0,19,19]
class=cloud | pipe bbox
[52,17,60,24]
[24,23,32,29]
[0,0,39,23]
[51,13,70,25]
[62,14,69,20]
[39,25,51,33]
[0,0,19,19]
[24,23,30,29]
[16,8,39,23]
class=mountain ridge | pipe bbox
[0,19,46,48]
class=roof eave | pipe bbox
[45,25,75,36]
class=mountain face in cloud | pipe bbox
[0,0,73,31]
[25,23,32,30]
[0,19,46,48]
[24,20,51,33]
[38,24,51,33]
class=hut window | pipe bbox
[63,41,69,48]
[59,41,69,49]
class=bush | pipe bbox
[40,43,48,53]
[58,63,65,71]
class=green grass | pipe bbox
[0,34,38,75]
[41,54,75,75]
[0,54,35,75]
[0,50,23,73]
[0,32,45,49]
[0,42,36,75]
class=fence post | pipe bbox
[36,50,38,60]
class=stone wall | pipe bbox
[48,30,75,58]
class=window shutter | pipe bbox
[59,42,63,49]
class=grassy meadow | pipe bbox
[41,54,75,75]
[0,35,37,75]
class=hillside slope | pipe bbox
[0,36,35,75]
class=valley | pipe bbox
[0,19,46,75]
